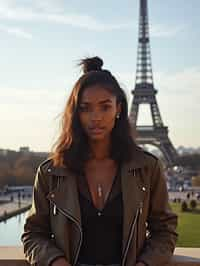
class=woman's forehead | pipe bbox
[80,85,116,104]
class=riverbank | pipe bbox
[0,201,31,223]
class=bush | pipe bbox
[190,199,197,210]
[181,201,188,212]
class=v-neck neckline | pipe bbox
[83,166,120,212]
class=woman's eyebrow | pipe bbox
[80,99,112,105]
[98,99,112,104]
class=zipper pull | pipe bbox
[133,168,136,177]
[139,201,143,214]
[53,204,57,215]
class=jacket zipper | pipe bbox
[49,171,144,266]
[52,177,61,216]
[49,198,83,266]
[122,207,140,266]
[53,205,140,266]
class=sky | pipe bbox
[0,0,200,152]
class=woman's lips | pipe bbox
[88,127,105,134]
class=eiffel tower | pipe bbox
[129,0,178,166]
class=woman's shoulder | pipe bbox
[131,146,159,169]
[131,147,166,187]
[38,157,71,178]
[143,149,159,165]
[35,158,70,191]
[38,158,54,174]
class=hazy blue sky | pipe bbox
[0,0,200,151]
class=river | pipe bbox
[0,211,28,246]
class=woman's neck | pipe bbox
[89,137,111,160]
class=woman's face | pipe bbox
[78,85,121,141]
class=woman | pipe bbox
[21,56,178,266]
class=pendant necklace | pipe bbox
[97,184,103,198]
[97,183,109,204]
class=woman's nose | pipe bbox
[90,111,102,121]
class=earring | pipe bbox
[116,113,120,119]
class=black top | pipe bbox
[77,166,123,265]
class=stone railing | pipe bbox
[0,247,199,266]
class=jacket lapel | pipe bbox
[121,148,148,255]
[47,168,81,226]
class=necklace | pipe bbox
[97,183,111,205]
[97,184,103,198]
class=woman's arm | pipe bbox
[21,165,67,266]
[137,159,178,266]
[51,257,71,266]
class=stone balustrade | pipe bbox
[0,247,199,266]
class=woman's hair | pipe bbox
[50,56,137,175]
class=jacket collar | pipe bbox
[48,147,148,177]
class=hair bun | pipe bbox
[79,56,103,74]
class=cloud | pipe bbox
[0,24,32,39]
[33,0,65,13]
[0,1,183,34]
[45,14,132,31]
[0,87,67,108]
[0,1,132,31]
[150,24,184,38]
[155,67,200,97]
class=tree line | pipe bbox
[176,153,200,171]
[0,150,200,188]
[0,150,47,188]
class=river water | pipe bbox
[0,211,28,246]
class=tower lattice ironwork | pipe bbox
[129,0,178,166]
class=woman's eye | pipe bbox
[79,106,89,112]
[102,105,111,111]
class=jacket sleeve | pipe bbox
[21,165,65,266]
[137,159,178,266]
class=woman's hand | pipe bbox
[51,257,71,266]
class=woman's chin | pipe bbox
[88,133,108,141]
[89,135,105,141]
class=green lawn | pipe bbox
[170,202,200,247]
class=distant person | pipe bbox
[186,192,190,199]
[10,195,14,202]
[17,191,21,202]
[21,56,178,266]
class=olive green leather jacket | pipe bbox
[21,148,178,266]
